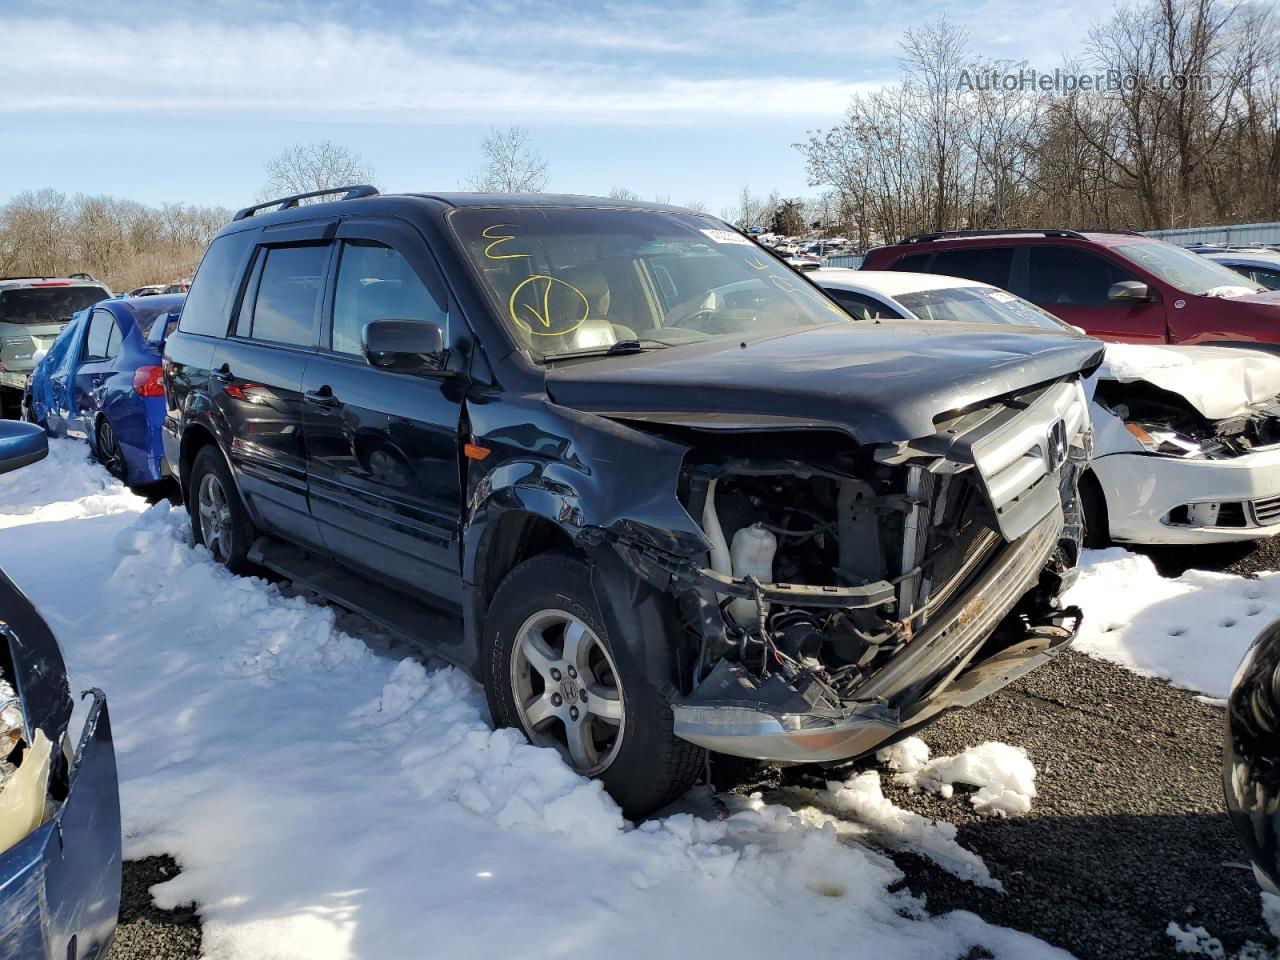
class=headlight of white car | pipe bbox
[1124,421,1212,458]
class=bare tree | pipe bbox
[607,186,642,200]
[683,199,710,213]
[260,140,376,201]
[465,126,549,193]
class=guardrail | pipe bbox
[1144,222,1280,247]
[824,254,865,269]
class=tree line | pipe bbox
[796,0,1280,246]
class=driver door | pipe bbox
[301,219,465,605]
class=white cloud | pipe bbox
[1,17,876,124]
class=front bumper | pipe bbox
[672,504,1072,762]
[0,691,122,960]
[1093,445,1280,544]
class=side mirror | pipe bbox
[0,421,48,476]
[362,319,447,375]
[1108,280,1152,303]
[1069,325,1088,336]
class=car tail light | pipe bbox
[134,365,165,397]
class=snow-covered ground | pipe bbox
[1064,547,1278,700]
[0,442,1071,960]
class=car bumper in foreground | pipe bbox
[0,691,121,960]
[1093,446,1280,545]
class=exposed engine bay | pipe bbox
[612,377,1091,762]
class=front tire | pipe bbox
[188,445,255,572]
[483,553,702,819]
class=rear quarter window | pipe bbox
[178,230,254,337]
[929,247,1014,288]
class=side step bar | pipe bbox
[248,537,465,657]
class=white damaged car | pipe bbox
[1086,344,1280,545]
[815,268,1280,546]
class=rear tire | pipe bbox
[483,553,702,820]
[187,446,255,573]
[95,418,128,482]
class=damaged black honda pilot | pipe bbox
[162,187,1104,817]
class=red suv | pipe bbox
[862,229,1280,345]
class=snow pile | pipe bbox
[0,439,144,529]
[814,771,1004,890]
[1064,548,1280,699]
[0,441,1071,960]
[1167,922,1227,958]
[878,737,1038,817]
[1264,892,1280,941]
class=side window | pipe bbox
[1249,267,1280,291]
[888,252,932,272]
[105,319,123,359]
[825,289,903,320]
[179,230,255,337]
[929,247,1015,288]
[330,240,447,356]
[238,244,329,347]
[83,310,115,361]
[1027,246,1136,306]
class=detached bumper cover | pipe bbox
[672,505,1070,762]
[1094,445,1280,544]
[0,691,122,960]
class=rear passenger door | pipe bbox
[211,222,332,549]
[301,219,465,603]
[1020,245,1166,342]
[73,308,121,437]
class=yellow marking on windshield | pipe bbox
[508,275,589,336]
[481,224,531,261]
[745,257,770,271]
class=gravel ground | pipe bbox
[113,857,201,959]
[109,535,1280,960]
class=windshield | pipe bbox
[0,286,110,324]
[1113,242,1264,296]
[894,286,1071,330]
[450,207,851,360]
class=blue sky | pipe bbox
[1,0,1116,213]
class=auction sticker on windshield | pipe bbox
[700,229,754,246]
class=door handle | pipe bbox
[211,363,232,384]
[304,386,339,408]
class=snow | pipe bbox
[0,441,1071,960]
[878,737,1038,817]
[1167,922,1227,958]
[1063,548,1279,699]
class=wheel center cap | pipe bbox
[559,676,581,704]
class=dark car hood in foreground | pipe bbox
[545,322,1105,443]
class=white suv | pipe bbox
[0,274,111,399]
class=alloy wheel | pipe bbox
[510,608,626,776]
[97,420,126,480]
[197,472,233,563]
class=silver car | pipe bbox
[0,275,112,398]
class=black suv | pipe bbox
[163,186,1103,817]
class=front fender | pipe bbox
[462,396,708,586]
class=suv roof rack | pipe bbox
[0,274,99,283]
[897,227,1146,245]
[68,271,96,281]
[232,184,380,222]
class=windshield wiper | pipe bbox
[540,339,671,362]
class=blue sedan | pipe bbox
[27,294,184,486]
